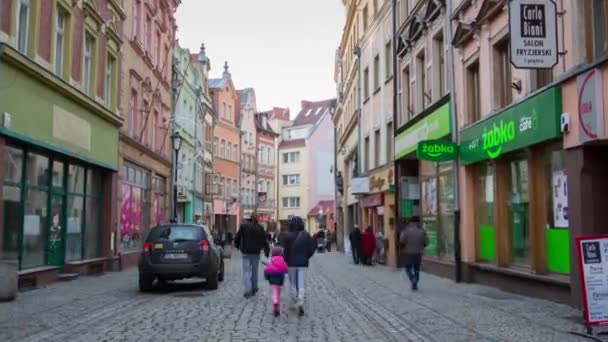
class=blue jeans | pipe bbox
[242,254,260,292]
[405,262,420,285]
[288,267,306,305]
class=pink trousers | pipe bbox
[271,285,281,305]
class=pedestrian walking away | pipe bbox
[280,216,316,316]
[234,213,270,298]
[264,246,289,317]
[349,225,362,265]
[399,217,428,291]
[361,226,376,266]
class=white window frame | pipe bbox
[54,7,66,77]
[16,0,31,54]
[282,174,300,186]
[282,197,301,209]
[83,34,93,94]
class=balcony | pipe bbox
[257,199,276,210]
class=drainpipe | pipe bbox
[193,89,201,224]
[445,0,462,283]
[392,0,400,265]
[355,45,362,227]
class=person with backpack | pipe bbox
[280,216,315,316]
[234,213,269,298]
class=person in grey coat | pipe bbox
[399,217,428,291]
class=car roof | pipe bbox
[151,224,208,230]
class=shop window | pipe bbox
[52,161,64,189]
[507,152,530,266]
[26,153,49,186]
[5,146,23,184]
[2,186,21,262]
[120,162,150,250]
[84,196,101,259]
[22,189,48,268]
[545,147,569,274]
[65,195,83,261]
[477,162,495,261]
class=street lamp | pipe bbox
[171,131,183,222]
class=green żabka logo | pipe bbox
[421,143,455,157]
[482,120,516,159]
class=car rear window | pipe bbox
[148,226,203,242]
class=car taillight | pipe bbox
[143,241,151,253]
[201,240,209,252]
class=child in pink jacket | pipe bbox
[264,246,288,317]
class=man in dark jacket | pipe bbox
[280,216,315,316]
[349,226,362,265]
[399,217,428,291]
[234,213,269,298]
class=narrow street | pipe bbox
[0,252,590,342]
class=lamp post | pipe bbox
[171,131,183,222]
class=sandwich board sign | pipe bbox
[509,0,558,69]
[577,235,608,327]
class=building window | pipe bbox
[364,136,370,171]
[535,69,553,90]
[152,110,159,152]
[589,0,608,59]
[16,0,30,54]
[385,41,392,80]
[152,176,167,225]
[145,15,151,53]
[282,197,300,209]
[282,174,300,186]
[466,61,480,123]
[282,152,300,163]
[363,67,370,100]
[83,35,94,95]
[54,6,68,77]
[227,143,232,160]
[433,32,446,97]
[156,31,161,67]
[233,145,238,162]
[220,140,225,158]
[129,90,138,138]
[416,50,427,113]
[213,137,219,155]
[228,105,232,121]
[494,39,512,109]
[363,6,369,31]
[507,151,530,266]
[386,121,393,163]
[373,54,380,91]
[105,55,116,108]
[374,129,380,167]
[141,101,149,146]
[133,0,141,40]
[401,66,411,122]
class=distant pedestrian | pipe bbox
[280,216,316,316]
[361,226,376,266]
[234,214,269,298]
[399,218,428,291]
[375,231,386,265]
[264,246,289,317]
[349,226,362,264]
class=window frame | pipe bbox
[16,0,31,54]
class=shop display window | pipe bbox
[507,152,530,266]
[477,162,495,261]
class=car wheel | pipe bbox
[218,259,225,282]
[139,273,154,292]
[206,267,219,290]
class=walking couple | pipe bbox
[235,215,315,316]
[348,225,376,265]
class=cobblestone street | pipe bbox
[0,252,593,342]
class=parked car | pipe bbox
[138,224,224,292]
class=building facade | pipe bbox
[172,42,202,224]
[209,62,240,234]
[118,0,178,268]
[191,44,215,229]
[0,0,125,282]
[334,0,362,252]
[254,111,279,228]
[237,88,257,221]
[357,0,397,265]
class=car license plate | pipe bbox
[154,243,163,250]
[163,253,188,259]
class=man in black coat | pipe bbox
[349,225,362,265]
[234,214,269,298]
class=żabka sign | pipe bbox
[416,140,458,162]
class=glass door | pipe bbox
[46,195,65,267]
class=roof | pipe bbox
[270,107,290,121]
[307,200,335,217]
[279,138,305,149]
[240,88,254,106]
[254,112,279,136]
[293,98,336,126]
[208,78,224,89]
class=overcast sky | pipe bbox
[175,0,345,118]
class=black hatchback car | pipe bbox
[138,224,224,291]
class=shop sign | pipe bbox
[351,177,370,194]
[576,235,608,326]
[578,68,605,143]
[360,193,383,208]
[416,140,458,162]
[509,0,558,69]
[460,87,562,164]
[395,102,451,159]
